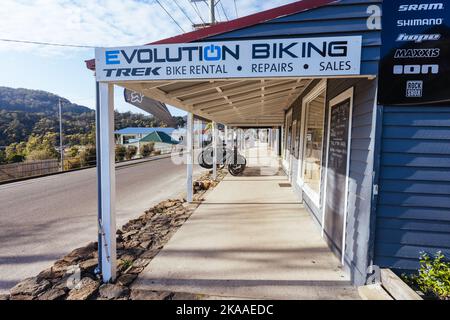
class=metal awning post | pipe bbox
[212,121,217,181]
[98,82,117,283]
[186,112,194,203]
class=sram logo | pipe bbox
[399,3,444,11]
[393,64,439,75]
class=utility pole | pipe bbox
[191,0,216,27]
[209,0,216,24]
[58,99,64,171]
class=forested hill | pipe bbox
[0,86,91,114]
[0,87,182,147]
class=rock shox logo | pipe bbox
[398,3,444,11]
[406,81,423,97]
[394,48,441,58]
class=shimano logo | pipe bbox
[393,64,439,75]
[398,3,444,11]
[396,33,441,43]
[394,48,440,58]
[397,18,443,27]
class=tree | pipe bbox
[68,146,79,158]
[139,143,154,158]
[80,145,96,166]
[25,133,59,160]
[115,145,126,162]
[5,142,26,163]
[125,145,137,160]
[0,149,6,164]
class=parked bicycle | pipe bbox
[198,144,246,176]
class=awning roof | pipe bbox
[87,0,340,127]
[117,78,313,127]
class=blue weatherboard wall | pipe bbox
[199,0,383,285]
[374,105,450,271]
[205,0,382,76]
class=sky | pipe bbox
[0,0,296,116]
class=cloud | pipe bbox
[0,0,297,56]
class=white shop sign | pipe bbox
[95,36,362,82]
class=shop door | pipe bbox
[323,88,353,256]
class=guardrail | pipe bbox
[0,146,176,183]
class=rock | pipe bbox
[122,230,139,239]
[66,242,97,261]
[124,240,140,249]
[10,277,51,297]
[126,266,144,274]
[99,284,129,300]
[139,241,152,249]
[133,258,151,268]
[66,277,100,300]
[37,288,66,300]
[140,249,160,259]
[37,267,62,282]
[0,294,9,300]
[130,289,171,300]
[79,258,98,272]
[137,232,152,242]
[163,201,176,209]
[117,274,137,287]
[10,294,34,300]
[170,292,204,300]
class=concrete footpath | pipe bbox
[132,145,360,299]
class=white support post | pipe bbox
[212,121,217,181]
[186,112,194,203]
[98,83,117,283]
[224,125,228,146]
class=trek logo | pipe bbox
[396,33,441,43]
[398,3,444,11]
[393,64,439,75]
[394,48,440,58]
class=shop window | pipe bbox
[300,84,326,203]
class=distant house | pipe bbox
[126,131,179,155]
[114,127,176,145]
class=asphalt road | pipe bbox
[0,156,205,293]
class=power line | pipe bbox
[0,38,96,48]
[234,0,239,18]
[173,0,196,26]
[217,0,230,21]
[154,0,186,33]
[187,0,207,25]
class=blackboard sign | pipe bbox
[378,1,450,105]
[324,98,351,252]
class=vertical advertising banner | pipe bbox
[378,1,450,105]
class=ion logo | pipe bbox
[396,33,441,43]
[393,64,439,74]
[399,3,444,11]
